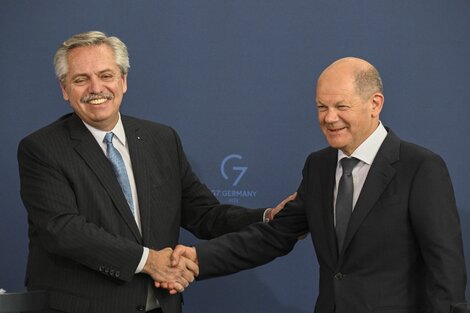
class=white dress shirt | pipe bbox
[334,122,388,225]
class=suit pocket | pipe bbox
[49,290,90,313]
[372,304,417,313]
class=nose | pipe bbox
[323,108,339,123]
[88,76,103,94]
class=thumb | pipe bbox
[171,245,185,266]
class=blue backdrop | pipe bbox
[1,1,469,312]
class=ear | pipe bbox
[121,74,128,94]
[60,81,69,101]
[370,92,384,118]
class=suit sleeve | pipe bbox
[171,128,265,239]
[18,137,143,282]
[195,160,311,279]
[409,153,467,311]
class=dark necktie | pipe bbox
[335,157,359,253]
[103,132,135,216]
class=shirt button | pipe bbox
[334,272,344,280]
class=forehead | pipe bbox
[66,44,118,74]
[316,69,358,100]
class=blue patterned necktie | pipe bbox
[335,157,359,253]
[103,132,135,216]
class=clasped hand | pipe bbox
[142,193,295,294]
[142,247,198,294]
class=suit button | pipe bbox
[98,266,105,272]
[136,305,145,311]
[334,272,344,280]
[109,269,115,276]
[115,271,121,278]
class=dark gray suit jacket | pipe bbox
[197,130,467,313]
[18,113,263,313]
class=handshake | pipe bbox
[140,192,297,294]
[142,245,198,294]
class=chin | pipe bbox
[326,137,341,147]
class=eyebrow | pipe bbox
[70,69,116,79]
[316,100,345,106]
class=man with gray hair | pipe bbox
[17,31,293,313]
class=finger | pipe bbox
[171,245,186,266]
[174,275,190,288]
[158,282,168,289]
[183,256,199,277]
[282,192,297,205]
[286,193,297,202]
[162,283,177,295]
[167,281,181,290]
[179,266,195,284]
[173,282,185,293]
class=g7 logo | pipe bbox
[220,154,248,186]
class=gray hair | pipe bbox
[54,31,130,84]
[354,66,383,100]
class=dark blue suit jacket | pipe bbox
[197,129,466,313]
[18,113,263,313]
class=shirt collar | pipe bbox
[82,114,127,147]
[338,121,388,165]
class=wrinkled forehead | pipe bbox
[317,71,356,96]
[66,45,119,75]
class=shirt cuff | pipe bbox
[263,208,272,223]
[135,247,149,273]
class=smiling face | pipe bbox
[60,44,127,131]
[315,58,383,155]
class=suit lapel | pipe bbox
[123,116,169,246]
[322,149,341,264]
[123,117,153,243]
[340,131,400,259]
[67,114,142,243]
